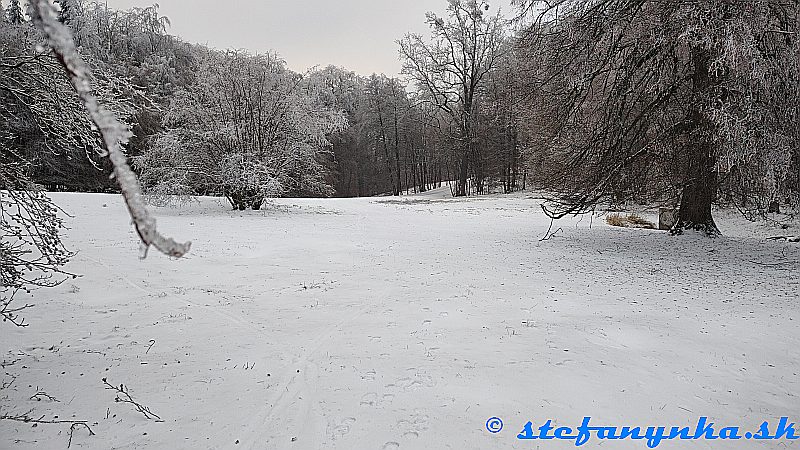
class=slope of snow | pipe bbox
[2,190,799,449]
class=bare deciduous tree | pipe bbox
[399,0,505,196]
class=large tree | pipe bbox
[399,0,505,196]
[515,0,799,234]
[135,49,346,209]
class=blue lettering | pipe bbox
[693,417,718,439]
[554,426,576,439]
[574,417,594,446]
[538,420,555,439]
[517,422,536,440]
[668,426,691,439]
[511,417,796,445]
[774,417,799,440]
[645,426,667,448]
[753,421,773,439]
[718,427,742,440]
[619,426,644,439]
[597,427,620,439]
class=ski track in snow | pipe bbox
[1,189,799,450]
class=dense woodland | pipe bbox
[0,0,529,211]
[2,0,800,321]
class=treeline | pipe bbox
[2,0,798,230]
[1,0,527,210]
[397,0,799,234]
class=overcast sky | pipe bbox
[103,0,515,77]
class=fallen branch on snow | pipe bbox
[0,410,94,448]
[102,378,163,422]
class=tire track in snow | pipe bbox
[244,299,372,449]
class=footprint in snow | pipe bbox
[397,412,430,438]
[361,369,377,381]
[360,392,378,406]
[329,417,356,440]
[360,392,396,407]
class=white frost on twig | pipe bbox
[29,0,191,258]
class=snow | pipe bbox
[2,189,799,449]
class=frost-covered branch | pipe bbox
[1,148,76,326]
[28,0,191,258]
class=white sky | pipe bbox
[100,0,516,77]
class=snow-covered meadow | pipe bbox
[2,189,799,449]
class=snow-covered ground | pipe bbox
[2,189,799,449]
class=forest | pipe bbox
[3,0,798,217]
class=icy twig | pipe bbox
[102,378,163,421]
[28,0,191,258]
[29,390,60,402]
[1,293,33,327]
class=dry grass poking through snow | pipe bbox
[606,213,657,229]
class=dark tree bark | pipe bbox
[674,141,719,235]
[456,148,469,196]
[673,47,720,236]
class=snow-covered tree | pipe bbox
[2,0,190,327]
[54,0,73,24]
[514,0,800,235]
[136,49,347,209]
[0,21,107,189]
[0,13,142,191]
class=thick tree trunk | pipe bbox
[394,108,402,196]
[673,143,719,235]
[394,143,402,196]
[672,46,720,236]
[456,148,469,197]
